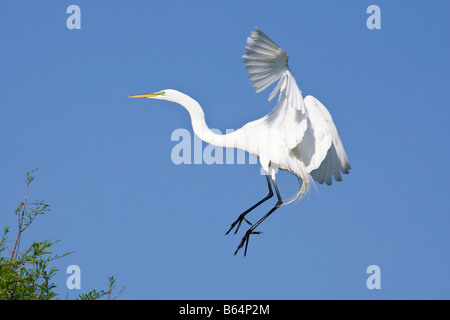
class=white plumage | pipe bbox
[242,28,350,191]
[129,28,350,256]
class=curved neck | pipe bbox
[173,92,240,149]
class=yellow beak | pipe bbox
[128,93,158,98]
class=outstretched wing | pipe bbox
[242,28,289,100]
[242,28,307,150]
[300,95,350,185]
[243,28,350,185]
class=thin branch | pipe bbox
[112,287,126,300]
[10,179,31,261]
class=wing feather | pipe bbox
[242,28,350,187]
[242,28,290,99]
[303,95,350,185]
[242,28,307,150]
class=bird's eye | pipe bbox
[156,91,166,96]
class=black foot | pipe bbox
[225,214,252,235]
[234,229,262,256]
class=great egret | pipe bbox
[129,28,350,256]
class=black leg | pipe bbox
[226,175,273,235]
[234,178,283,256]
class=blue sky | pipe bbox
[1,1,449,299]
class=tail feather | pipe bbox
[282,153,311,205]
[283,176,310,205]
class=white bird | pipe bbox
[129,28,350,256]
